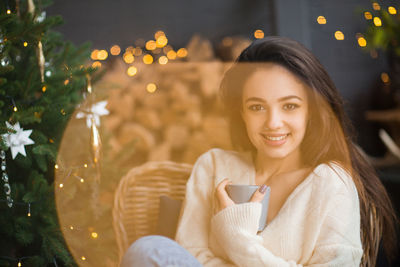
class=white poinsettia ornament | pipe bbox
[76,100,110,128]
[2,122,35,159]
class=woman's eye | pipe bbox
[248,104,265,111]
[283,103,299,110]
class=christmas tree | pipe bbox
[0,0,95,265]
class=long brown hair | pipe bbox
[219,36,398,266]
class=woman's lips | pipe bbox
[260,133,289,146]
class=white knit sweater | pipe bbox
[175,148,363,267]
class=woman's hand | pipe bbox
[215,178,268,213]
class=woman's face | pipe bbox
[241,63,309,161]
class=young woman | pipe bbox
[121,36,397,267]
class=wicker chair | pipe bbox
[113,161,193,263]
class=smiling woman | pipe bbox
[121,36,398,267]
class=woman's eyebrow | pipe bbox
[244,95,303,103]
[278,95,303,102]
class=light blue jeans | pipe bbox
[121,235,203,267]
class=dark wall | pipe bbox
[47,0,397,154]
[46,0,274,49]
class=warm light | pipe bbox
[13,106,17,112]
[81,256,86,261]
[91,49,99,60]
[59,183,64,188]
[143,54,154,64]
[123,52,135,63]
[154,30,166,40]
[254,29,264,39]
[334,31,344,40]
[6,9,11,14]
[381,72,390,83]
[110,45,121,55]
[156,35,168,48]
[97,50,108,60]
[222,37,233,46]
[146,83,157,93]
[91,232,98,239]
[134,47,143,56]
[64,79,69,85]
[145,40,157,51]
[177,48,188,58]
[163,45,173,54]
[27,212,31,217]
[70,226,74,230]
[84,163,88,168]
[55,164,59,169]
[127,66,138,76]
[18,262,21,267]
[372,2,380,10]
[158,56,168,65]
[357,37,367,47]
[80,178,84,183]
[317,16,327,24]
[364,12,373,20]
[42,85,47,92]
[49,138,54,143]
[388,6,397,15]
[373,17,382,26]
[23,41,28,47]
[92,61,102,68]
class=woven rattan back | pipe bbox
[113,161,192,262]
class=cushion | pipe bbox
[156,195,183,239]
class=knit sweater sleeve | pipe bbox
[210,164,363,267]
[175,151,236,267]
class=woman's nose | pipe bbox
[264,110,284,130]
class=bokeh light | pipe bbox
[388,6,397,15]
[143,54,154,64]
[145,40,157,51]
[158,56,168,65]
[372,2,381,10]
[110,45,121,56]
[123,52,135,63]
[177,48,188,58]
[92,61,102,68]
[254,29,264,39]
[146,83,157,93]
[317,16,327,24]
[167,50,177,60]
[97,50,108,60]
[381,72,390,83]
[364,12,372,20]
[373,17,382,27]
[127,66,138,76]
[357,37,367,47]
[334,31,344,40]
[156,35,168,48]
[91,49,99,60]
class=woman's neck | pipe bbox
[254,150,304,182]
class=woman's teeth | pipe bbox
[264,134,287,141]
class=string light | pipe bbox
[70,226,74,230]
[27,203,31,217]
[254,29,264,39]
[158,56,168,65]
[364,12,372,20]
[143,54,153,64]
[42,86,47,92]
[334,31,344,40]
[167,50,177,60]
[91,232,98,239]
[317,16,327,24]
[123,52,134,63]
[127,66,137,76]
[381,73,390,83]
[6,9,11,14]
[146,40,157,51]
[55,164,59,169]
[357,36,367,47]
[373,17,382,27]
[84,164,88,168]
[59,183,64,188]
[80,178,84,183]
[154,30,166,40]
[64,79,69,85]
[23,42,28,47]
[81,256,86,261]
[13,106,17,112]
[18,261,21,267]
[146,83,157,93]
[177,48,188,58]
[156,36,168,48]
[92,61,101,68]
[372,2,380,10]
[110,45,121,55]
[388,6,397,15]
[90,49,99,60]
[97,50,108,60]
[49,138,54,143]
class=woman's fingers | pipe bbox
[250,184,268,203]
[215,178,235,211]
